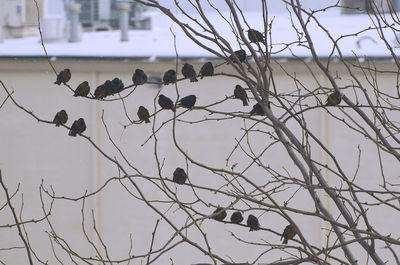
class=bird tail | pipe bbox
[283,238,288,244]
[145,118,150,123]
[243,100,249,106]
[68,131,77,137]
[54,81,61,85]
[190,77,198,82]
[55,123,60,127]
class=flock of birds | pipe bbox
[173,167,297,244]
[51,29,341,244]
[52,28,342,136]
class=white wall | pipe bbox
[0,58,399,264]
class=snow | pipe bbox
[0,10,398,59]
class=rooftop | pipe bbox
[0,11,398,60]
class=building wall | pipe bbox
[0,58,399,264]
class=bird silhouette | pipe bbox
[132,69,148,85]
[110,77,124,94]
[74,81,90,97]
[199,62,214,79]
[212,207,227,221]
[247,29,264,43]
[228,49,246,64]
[137,106,150,123]
[325,91,341,106]
[69,118,86,137]
[53,110,68,127]
[163,69,177,85]
[230,211,244,224]
[173,167,188,184]
[94,84,107,100]
[281,224,296,244]
[234,85,249,106]
[54,68,71,85]
[158,94,175,112]
[178,95,196,109]
[182,63,198,82]
[250,103,267,116]
[246,214,260,231]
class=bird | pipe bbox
[158,94,175,112]
[234,85,249,106]
[246,214,260,231]
[325,91,341,106]
[212,207,227,221]
[110,77,124,94]
[132,69,148,85]
[74,81,90,97]
[172,167,188,184]
[247,29,264,43]
[53,110,68,127]
[137,106,150,123]
[54,68,71,85]
[281,224,296,244]
[101,80,114,96]
[230,211,243,224]
[250,103,266,116]
[94,84,107,100]
[68,118,86,137]
[199,62,214,79]
[163,69,177,85]
[178,95,196,109]
[228,49,246,64]
[181,63,198,82]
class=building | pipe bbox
[0,1,399,264]
[2,0,398,41]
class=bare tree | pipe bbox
[1,0,400,264]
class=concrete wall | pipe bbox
[0,58,399,264]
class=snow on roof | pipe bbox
[0,10,398,59]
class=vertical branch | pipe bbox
[0,170,33,265]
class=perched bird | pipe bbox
[325,91,341,106]
[234,85,249,106]
[228,49,246,64]
[132,69,148,85]
[250,103,266,116]
[212,207,227,221]
[102,80,115,96]
[172,167,188,184]
[281,224,296,244]
[137,106,150,123]
[246,214,260,231]
[230,211,244,224]
[74,81,90,97]
[163,69,177,85]
[110,77,124,94]
[181,63,198,82]
[199,62,214,79]
[54,68,71,85]
[68,118,86,137]
[158,94,175,112]
[53,110,68,127]
[94,84,107,100]
[178,95,196,109]
[247,29,264,43]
